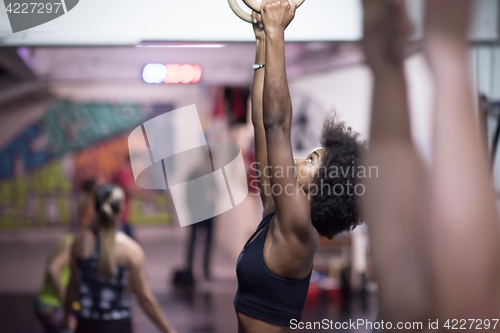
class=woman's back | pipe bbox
[73,228,137,275]
[64,184,176,333]
[73,228,136,321]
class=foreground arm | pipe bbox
[425,0,500,319]
[361,0,432,323]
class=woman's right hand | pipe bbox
[252,11,265,41]
[261,0,296,37]
[362,0,413,71]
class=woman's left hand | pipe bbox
[252,11,266,40]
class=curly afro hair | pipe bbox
[310,110,365,239]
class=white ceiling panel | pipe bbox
[0,0,496,45]
[0,0,362,45]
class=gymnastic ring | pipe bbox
[242,0,305,14]
[228,0,253,23]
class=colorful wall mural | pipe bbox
[0,101,176,229]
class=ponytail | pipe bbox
[94,185,125,279]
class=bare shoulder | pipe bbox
[272,213,319,263]
[116,232,144,266]
[273,211,318,247]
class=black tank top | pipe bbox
[234,213,311,326]
[75,229,130,321]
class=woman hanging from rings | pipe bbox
[233,1,365,332]
[61,184,177,333]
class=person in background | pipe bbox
[185,156,218,281]
[112,152,155,240]
[35,177,100,332]
[79,178,99,229]
[62,184,177,333]
[34,234,74,333]
[186,218,214,280]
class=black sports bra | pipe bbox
[75,228,130,321]
[233,213,311,326]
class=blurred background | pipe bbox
[0,0,499,332]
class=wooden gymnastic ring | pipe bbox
[242,0,305,14]
[228,0,253,23]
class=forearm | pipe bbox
[252,38,266,126]
[363,146,433,323]
[432,46,500,240]
[369,66,412,144]
[138,295,176,333]
[49,269,65,303]
[252,38,274,207]
[429,43,500,318]
[364,64,433,322]
[263,32,292,129]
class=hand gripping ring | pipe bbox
[228,0,305,23]
[243,0,305,14]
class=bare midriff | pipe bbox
[236,311,292,333]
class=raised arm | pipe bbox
[250,11,275,217]
[361,0,433,323]
[260,0,313,240]
[424,0,500,319]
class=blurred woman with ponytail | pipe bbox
[62,184,177,333]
